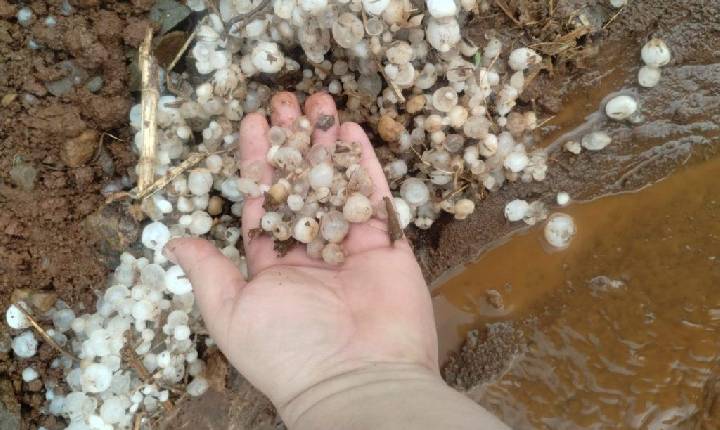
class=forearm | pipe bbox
[280,363,510,430]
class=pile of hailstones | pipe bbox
[5,0,660,428]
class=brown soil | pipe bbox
[0,0,149,427]
[1,0,718,428]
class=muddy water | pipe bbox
[434,156,720,429]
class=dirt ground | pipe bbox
[0,0,718,428]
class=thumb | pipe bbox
[164,238,245,343]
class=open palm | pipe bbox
[166,92,438,415]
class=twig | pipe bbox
[376,60,406,103]
[130,152,213,200]
[493,0,523,27]
[167,19,203,72]
[123,334,173,414]
[133,412,144,430]
[138,28,159,196]
[15,305,79,361]
[226,0,271,35]
[440,183,469,204]
[384,196,404,245]
[603,6,624,29]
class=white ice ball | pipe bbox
[400,178,430,207]
[309,163,334,190]
[508,47,541,71]
[12,331,37,358]
[300,0,327,14]
[393,198,412,229]
[189,211,213,235]
[504,199,529,222]
[426,0,457,18]
[544,213,577,249]
[426,17,461,52]
[142,222,171,251]
[641,38,671,68]
[605,95,638,120]
[343,193,373,223]
[173,325,191,341]
[6,303,30,329]
[165,265,192,295]
[504,152,529,173]
[81,363,113,393]
[22,367,39,382]
[52,308,75,333]
[251,41,285,74]
[581,131,612,151]
[556,192,571,207]
[188,169,214,196]
[100,396,130,425]
[638,66,661,88]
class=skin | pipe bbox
[164,92,509,430]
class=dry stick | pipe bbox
[138,28,159,196]
[603,6,625,29]
[384,196,404,245]
[226,0,271,34]
[15,304,79,362]
[167,18,204,72]
[123,334,174,414]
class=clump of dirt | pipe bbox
[443,322,525,391]
[0,1,153,427]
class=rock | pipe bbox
[150,0,191,34]
[44,59,90,97]
[9,161,37,191]
[61,130,98,167]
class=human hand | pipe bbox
[164,92,439,426]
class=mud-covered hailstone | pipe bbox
[605,95,638,120]
[293,217,320,243]
[638,66,661,88]
[343,193,373,223]
[581,131,612,151]
[426,17,461,52]
[6,303,30,329]
[454,199,475,220]
[81,363,112,393]
[251,42,285,74]
[142,222,171,251]
[187,377,209,397]
[426,0,458,18]
[12,331,37,358]
[544,213,577,249]
[504,199,530,222]
[508,48,541,71]
[641,38,671,68]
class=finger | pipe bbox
[238,113,272,250]
[270,91,302,128]
[304,92,339,149]
[164,238,244,340]
[338,122,398,255]
[339,121,392,206]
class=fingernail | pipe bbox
[162,242,178,264]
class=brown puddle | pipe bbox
[434,156,720,428]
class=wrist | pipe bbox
[279,362,440,430]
